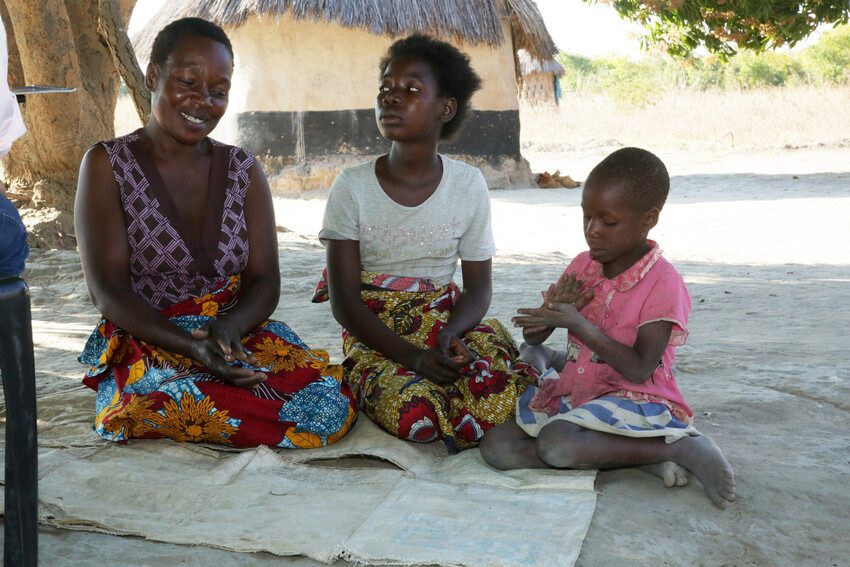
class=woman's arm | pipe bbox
[326,239,463,383]
[74,146,262,386]
[192,162,280,360]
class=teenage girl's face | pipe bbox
[146,35,233,146]
[375,56,456,143]
[581,179,658,278]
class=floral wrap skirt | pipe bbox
[313,271,537,452]
[80,276,357,448]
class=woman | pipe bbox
[75,18,356,448]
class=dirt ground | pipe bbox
[2,145,849,566]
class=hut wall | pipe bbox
[214,15,532,192]
[520,72,559,106]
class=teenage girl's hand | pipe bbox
[191,321,267,388]
[411,348,463,385]
[512,302,582,331]
[437,331,474,366]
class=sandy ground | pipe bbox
[2,146,849,566]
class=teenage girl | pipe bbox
[316,35,536,451]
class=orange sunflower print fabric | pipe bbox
[80,277,356,448]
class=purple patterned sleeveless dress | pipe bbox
[79,131,356,448]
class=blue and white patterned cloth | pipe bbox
[516,382,700,444]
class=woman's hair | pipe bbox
[379,34,482,140]
[150,17,234,66]
[587,147,670,212]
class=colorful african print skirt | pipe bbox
[517,372,700,443]
[80,276,357,448]
[313,271,537,452]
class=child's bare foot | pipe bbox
[639,462,690,488]
[673,435,736,508]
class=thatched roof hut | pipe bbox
[517,48,565,106]
[134,1,559,191]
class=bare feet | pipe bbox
[673,435,736,509]
[639,462,690,488]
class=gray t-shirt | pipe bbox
[320,155,495,286]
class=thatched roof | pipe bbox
[517,49,564,76]
[135,0,558,66]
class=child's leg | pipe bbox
[519,342,566,373]
[536,421,735,508]
[479,421,549,470]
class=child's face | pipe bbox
[375,56,455,143]
[581,179,658,278]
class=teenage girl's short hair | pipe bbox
[150,17,234,66]
[379,34,482,140]
[587,147,670,211]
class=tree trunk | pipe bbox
[99,0,149,124]
[0,0,137,249]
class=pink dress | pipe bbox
[517,242,699,442]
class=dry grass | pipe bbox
[520,85,850,154]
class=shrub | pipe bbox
[800,25,850,84]
[556,23,849,104]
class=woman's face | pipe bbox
[146,35,233,145]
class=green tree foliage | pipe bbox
[801,24,850,82]
[557,25,850,106]
[600,0,850,58]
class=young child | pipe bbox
[479,147,736,509]
[316,35,537,451]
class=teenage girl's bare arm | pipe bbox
[437,258,491,361]
[326,239,463,384]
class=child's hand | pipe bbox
[513,302,581,331]
[544,273,595,311]
[545,273,582,304]
[529,373,564,416]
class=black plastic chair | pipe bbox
[0,276,37,566]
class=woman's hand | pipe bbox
[190,321,267,388]
[191,320,256,365]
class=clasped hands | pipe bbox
[411,330,475,385]
[512,273,594,333]
[190,319,268,388]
